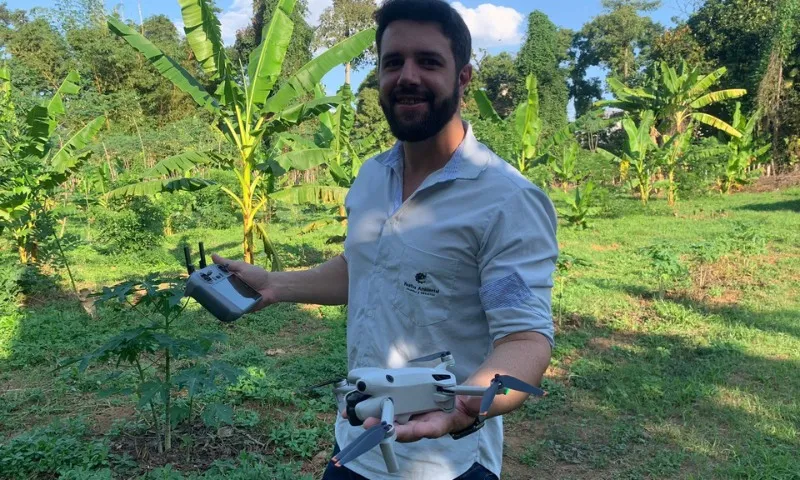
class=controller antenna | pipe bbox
[198,242,207,269]
[184,245,195,275]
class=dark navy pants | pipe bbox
[321,442,499,479]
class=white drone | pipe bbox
[305,351,546,474]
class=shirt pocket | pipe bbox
[391,243,461,327]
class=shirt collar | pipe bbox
[376,121,490,181]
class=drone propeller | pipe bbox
[333,421,393,467]
[479,374,546,419]
[408,351,451,363]
[299,376,346,392]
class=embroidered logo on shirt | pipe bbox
[405,273,439,297]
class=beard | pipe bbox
[380,79,460,142]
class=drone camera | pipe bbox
[357,380,367,392]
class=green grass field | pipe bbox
[1,187,798,479]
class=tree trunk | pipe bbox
[345,62,352,85]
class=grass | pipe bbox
[1,188,799,479]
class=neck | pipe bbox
[402,114,466,176]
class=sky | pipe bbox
[8,0,694,106]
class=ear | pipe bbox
[458,63,473,96]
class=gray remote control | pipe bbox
[183,243,262,323]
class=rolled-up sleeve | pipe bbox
[477,185,559,347]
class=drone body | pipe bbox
[307,351,546,474]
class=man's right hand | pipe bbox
[211,253,279,310]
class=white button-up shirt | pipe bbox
[337,122,558,479]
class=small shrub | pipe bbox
[0,418,110,478]
[94,197,164,252]
[639,243,689,298]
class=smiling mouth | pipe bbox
[394,95,428,106]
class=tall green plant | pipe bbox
[598,111,659,204]
[597,60,746,139]
[270,83,386,241]
[719,102,771,193]
[0,69,104,271]
[105,0,375,267]
[57,278,241,454]
[658,126,693,206]
[474,73,569,173]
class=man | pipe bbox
[212,0,559,478]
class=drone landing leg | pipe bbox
[379,398,399,473]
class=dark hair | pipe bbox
[374,0,472,71]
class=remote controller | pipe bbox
[183,242,262,323]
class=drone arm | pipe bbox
[446,385,490,397]
[379,398,399,473]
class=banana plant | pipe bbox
[0,69,104,267]
[719,102,771,193]
[558,181,600,229]
[658,126,694,206]
[598,111,659,205]
[474,74,570,174]
[548,142,580,192]
[596,60,746,139]
[269,83,386,242]
[105,0,375,267]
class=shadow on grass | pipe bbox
[514,309,800,478]
[735,198,800,212]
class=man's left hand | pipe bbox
[352,397,478,442]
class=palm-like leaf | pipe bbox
[473,89,502,123]
[686,67,727,99]
[108,178,215,198]
[689,89,747,109]
[47,70,80,117]
[50,116,105,172]
[144,151,219,177]
[247,1,295,107]
[692,112,741,138]
[264,28,375,114]
[270,185,349,205]
[108,17,220,115]
[178,0,227,79]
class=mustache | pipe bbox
[389,87,435,103]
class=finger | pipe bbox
[362,417,381,429]
[395,417,450,442]
[211,254,247,272]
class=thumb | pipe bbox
[211,253,248,272]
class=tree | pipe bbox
[597,60,746,139]
[516,11,570,137]
[0,70,104,268]
[473,51,522,118]
[232,0,314,83]
[313,0,376,85]
[756,0,800,170]
[351,67,394,150]
[105,0,374,266]
[719,102,771,192]
[649,25,708,71]
[573,0,663,83]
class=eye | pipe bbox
[382,58,402,69]
[419,58,441,68]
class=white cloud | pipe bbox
[450,2,524,48]
[218,0,253,46]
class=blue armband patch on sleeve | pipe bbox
[479,272,533,311]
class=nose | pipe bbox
[397,60,421,87]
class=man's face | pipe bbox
[378,20,470,142]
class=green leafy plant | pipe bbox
[598,111,659,204]
[718,102,771,193]
[269,82,388,242]
[105,0,375,268]
[474,73,570,173]
[639,243,688,299]
[57,278,241,453]
[548,142,581,191]
[0,68,103,281]
[558,181,601,229]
